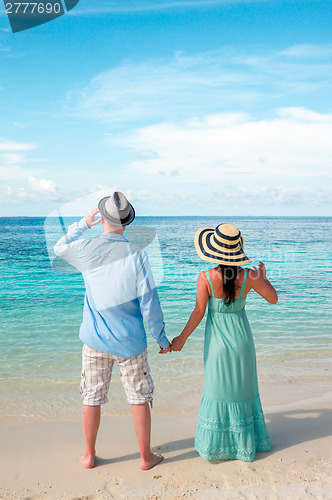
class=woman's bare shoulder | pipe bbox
[208,266,221,276]
[247,267,259,281]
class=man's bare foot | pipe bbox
[78,454,95,469]
[140,452,164,471]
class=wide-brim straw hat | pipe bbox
[194,223,251,266]
[98,191,135,226]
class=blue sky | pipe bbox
[0,0,331,216]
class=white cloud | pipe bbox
[64,45,332,125]
[101,184,331,216]
[45,186,118,217]
[0,139,62,203]
[27,176,58,195]
[64,51,263,123]
[4,176,60,202]
[5,185,36,202]
[214,186,331,206]
[124,188,164,203]
[0,139,39,181]
[90,184,117,193]
[277,107,332,123]
[0,166,28,181]
[280,44,332,59]
[0,152,27,165]
[0,140,35,152]
[117,108,332,184]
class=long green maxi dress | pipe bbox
[194,268,271,462]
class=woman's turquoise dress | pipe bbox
[194,268,271,462]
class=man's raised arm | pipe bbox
[53,208,101,269]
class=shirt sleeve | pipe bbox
[53,217,89,271]
[136,250,169,349]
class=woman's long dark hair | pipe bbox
[219,265,240,306]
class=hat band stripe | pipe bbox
[206,233,245,257]
[213,235,240,250]
[214,234,241,246]
[199,231,248,262]
[215,226,241,241]
[201,248,249,263]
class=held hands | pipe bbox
[85,208,102,228]
[159,343,171,354]
[170,335,186,352]
[158,337,186,353]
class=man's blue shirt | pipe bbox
[54,218,169,357]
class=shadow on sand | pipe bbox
[94,408,332,467]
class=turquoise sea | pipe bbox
[1,216,331,419]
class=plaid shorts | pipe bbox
[80,344,154,406]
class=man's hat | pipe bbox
[98,191,135,226]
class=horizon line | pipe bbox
[1,215,331,219]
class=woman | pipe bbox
[171,223,278,462]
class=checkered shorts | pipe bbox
[80,344,154,407]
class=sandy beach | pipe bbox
[1,216,331,500]
[1,385,331,500]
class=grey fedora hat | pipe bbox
[98,191,135,226]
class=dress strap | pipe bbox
[238,268,248,298]
[205,270,215,298]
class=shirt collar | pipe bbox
[100,232,128,242]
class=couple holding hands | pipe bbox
[54,191,278,470]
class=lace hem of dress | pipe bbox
[198,407,266,432]
[195,436,271,462]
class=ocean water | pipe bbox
[1,216,331,419]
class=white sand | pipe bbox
[1,389,331,500]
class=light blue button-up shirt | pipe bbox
[53,217,169,357]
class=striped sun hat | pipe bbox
[194,224,251,266]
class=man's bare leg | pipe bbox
[131,403,164,470]
[79,404,101,469]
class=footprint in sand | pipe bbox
[104,477,124,499]
[152,445,168,451]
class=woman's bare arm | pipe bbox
[171,271,210,351]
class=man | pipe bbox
[54,192,170,470]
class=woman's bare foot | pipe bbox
[78,454,95,469]
[140,452,164,471]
